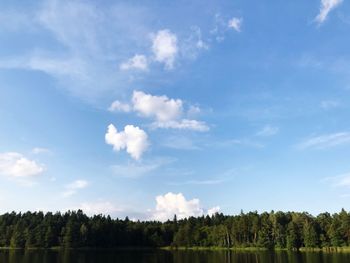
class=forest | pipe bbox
[1,209,350,250]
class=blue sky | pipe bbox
[1,0,350,220]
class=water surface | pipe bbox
[1,250,350,263]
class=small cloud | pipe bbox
[207,206,221,216]
[151,29,178,69]
[105,124,149,160]
[187,105,201,117]
[62,179,89,198]
[32,147,51,155]
[151,192,203,221]
[108,100,131,112]
[0,152,44,178]
[228,17,242,32]
[315,0,343,24]
[78,201,122,216]
[297,132,350,150]
[256,125,279,137]
[150,192,220,221]
[132,90,183,122]
[119,54,148,71]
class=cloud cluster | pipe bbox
[315,0,343,24]
[0,152,44,178]
[120,29,178,71]
[62,179,89,198]
[151,192,220,222]
[110,91,209,132]
[105,124,149,160]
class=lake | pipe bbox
[1,250,350,263]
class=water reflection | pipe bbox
[1,249,350,263]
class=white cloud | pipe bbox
[228,17,242,32]
[105,124,149,160]
[131,91,209,131]
[152,192,203,221]
[132,90,183,122]
[298,132,350,150]
[315,0,343,24]
[108,100,131,112]
[0,152,44,178]
[151,192,219,222]
[151,29,178,69]
[62,179,89,198]
[256,125,279,137]
[79,201,121,216]
[120,54,148,71]
[207,206,221,216]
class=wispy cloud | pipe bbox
[62,179,89,198]
[210,138,265,149]
[120,54,148,71]
[161,135,201,150]
[315,0,343,24]
[168,179,226,186]
[32,147,51,155]
[320,100,340,110]
[297,132,350,150]
[323,173,350,189]
[111,157,175,178]
[0,0,153,102]
[256,125,279,137]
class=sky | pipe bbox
[1,0,350,221]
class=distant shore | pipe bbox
[2,246,350,253]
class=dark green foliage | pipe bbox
[0,209,350,249]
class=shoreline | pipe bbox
[1,246,350,253]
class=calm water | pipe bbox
[1,250,350,263]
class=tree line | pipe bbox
[1,209,350,249]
